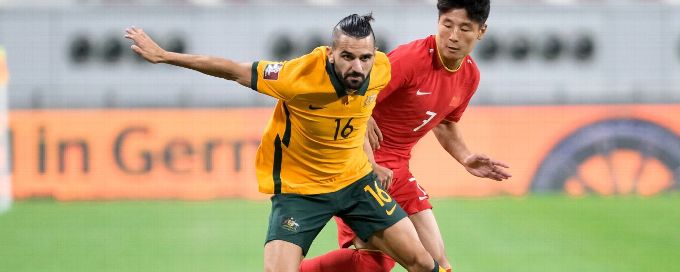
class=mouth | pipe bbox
[447,46,461,52]
[345,74,364,82]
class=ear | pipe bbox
[478,24,488,40]
[326,46,333,64]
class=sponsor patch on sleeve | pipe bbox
[263,63,283,80]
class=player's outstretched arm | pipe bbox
[124,26,252,87]
[432,120,511,181]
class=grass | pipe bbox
[1,195,678,271]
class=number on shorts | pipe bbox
[363,180,392,206]
[409,177,429,199]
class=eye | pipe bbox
[342,55,353,61]
[360,56,372,62]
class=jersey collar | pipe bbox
[325,59,371,98]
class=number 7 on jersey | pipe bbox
[413,111,437,132]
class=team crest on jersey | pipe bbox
[363,94,377,108]
[281,217,300,232]
[263,63,283,80]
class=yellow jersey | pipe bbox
[251,46,390,195]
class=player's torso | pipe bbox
[260,89,378,195]
[286,90,377,145]
[255,48,389,195]
[373,39,477,165]
[280,88,378,178]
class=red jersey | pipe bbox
[373,35,480,169]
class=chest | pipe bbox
[285,90,379,140]
[399,69,471,113]
[290,90,378,118]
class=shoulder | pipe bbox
[464,55,480,80]
[388,36,432,61]
[286,46,327,69]
[369,51,391,89]
[374,50,390,71]
[262,46,326,83]
[462,55,481,91]
[387,36,434,75]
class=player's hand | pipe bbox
[367,117,383,150]
[462,153,511,181]
[372,163,393,189]
[124,26,167,64]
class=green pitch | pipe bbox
[1,195,678,271]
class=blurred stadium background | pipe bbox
[1,0,680,271]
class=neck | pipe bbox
[435,35,464,72]
[444,58,463,71]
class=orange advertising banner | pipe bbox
[411,105,680,197]
[9,105,680,200]
[11,110,267,200]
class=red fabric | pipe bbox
[299,248,395,272]
[372,35,479,165]
[336,217,357,249]
[337,169,432,249]
[387,169,433,215]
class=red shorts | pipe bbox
[336,168,432,248]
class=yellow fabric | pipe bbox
[252,46,390,195]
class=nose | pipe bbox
[351,59,363,72]
[449,28,460,42]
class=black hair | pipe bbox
[437,0,490,25]
[332,13,375,47]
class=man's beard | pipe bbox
[342,72,366,90]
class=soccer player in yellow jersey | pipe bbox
[126,14,447,272]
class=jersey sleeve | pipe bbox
[377,46,413,103]
[443,68,480,123]
[250,51,319,101]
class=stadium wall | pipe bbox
[1,5,680,108]
[9,105,680,200]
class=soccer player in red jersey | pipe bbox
[300,1,511,271]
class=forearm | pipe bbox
[433,121,472,164]
[363,135,378,166]
[162,52,252,87]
